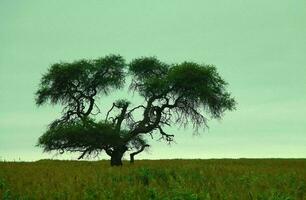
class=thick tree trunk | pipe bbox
[110,152,123,166]
[110,145,127,166]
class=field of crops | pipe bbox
[0,159,305,200]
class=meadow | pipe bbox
[0,159,305,200]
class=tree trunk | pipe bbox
[110,152,123,166]
[130,154,135,163]
[130,144,149,164]
[110,145,127,166]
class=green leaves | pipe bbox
[129,57,171,98]
[35,54,126,106]
[167,62,236,118]
[92,55,126,93]
[129,58,236,120]
[38,118,122,153]
[129,57,169,81]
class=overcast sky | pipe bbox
[0,0,305,161]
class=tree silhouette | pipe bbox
[36,55,236,166]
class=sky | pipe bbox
[0,0,305,161]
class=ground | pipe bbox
[0,159,305,200]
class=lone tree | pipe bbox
[36,55,236,166]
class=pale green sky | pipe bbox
[0,0,305,161]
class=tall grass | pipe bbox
[0,159,305,199]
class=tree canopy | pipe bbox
[35,55,236,166]
[36,55,125,120]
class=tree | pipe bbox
[36,55,236,166]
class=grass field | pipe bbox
[0,159,305,200]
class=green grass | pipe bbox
[0,159,305,200]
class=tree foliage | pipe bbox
[35,55,125,119]
[35,55,236,165]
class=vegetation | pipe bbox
[0,159,305,200]
[35,55,236,166]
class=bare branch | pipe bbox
[90,103,101,116]
[78,148,91,160]
[105,103,115,121]
[127,105,146,115]
[157,125,174,143]
[114,102,129,131]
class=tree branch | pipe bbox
[157,125,174,143]
[105,103,115,121]
[130,144,150,163]
[78,148,90,160]
[114,102,129,131]
[127,105,145,115]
